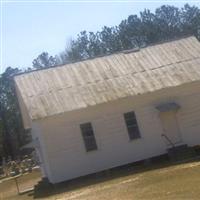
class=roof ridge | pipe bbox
[14,35,196,77]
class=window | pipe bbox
[80,122,97,152]
[124,111,141,140]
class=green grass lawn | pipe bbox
[1,159,200,200]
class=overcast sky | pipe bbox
[1,0,200,73]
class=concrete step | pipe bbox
[167,144,196,161]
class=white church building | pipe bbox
[14,36,200,183]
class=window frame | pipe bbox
[80,122,98,152]
[123,111,141,140]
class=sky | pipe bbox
[1,0,200,73]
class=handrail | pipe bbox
[161,134,175,148]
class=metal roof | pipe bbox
[14,36,200,120]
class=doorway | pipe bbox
[160,111,182,146]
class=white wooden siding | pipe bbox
[33,81,200,183]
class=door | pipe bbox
[160,111,182,146]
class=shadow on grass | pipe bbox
[31,154,200,199]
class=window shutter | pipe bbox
[124,111,141,140]
[80,123,98,152]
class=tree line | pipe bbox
[0,4,200,159]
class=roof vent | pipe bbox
[123,47,140,54]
